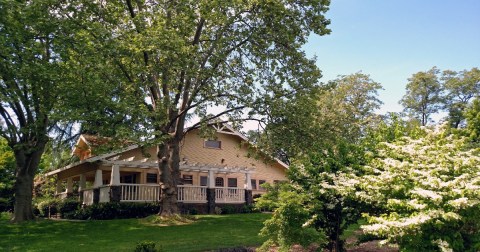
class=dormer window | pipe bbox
[204,140,221,149]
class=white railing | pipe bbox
[82,189,94,205]
[120,184,161,202]
[99,186,110,203]
[177,185,207,203]
[215,187,245,203]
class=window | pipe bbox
[251,179,257,190]
[200,176,208,186]
[121,174,137,184]
[204,140,221,149]
[228,178,237,188]
[215,177,224,187]
[259,180,266,190]
[183,175,193,185]
[146,173,158,183]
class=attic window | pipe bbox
[204,140,221,149]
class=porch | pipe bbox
[53,160,254,211]
[80,184,246,205]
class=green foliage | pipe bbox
[35,198,61,217]
[221,205,236,215]
[57,199,81,218]
[0,138,15,211]
[69,202,161,220]
[465,98,480,142]
[134,241,158,252]
[442,68,480,128]
[257,184,326,251]
[400,67,444,126]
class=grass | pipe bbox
[0,212,271,252]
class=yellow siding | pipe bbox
[75,130,287,191]
[180,130,287,192]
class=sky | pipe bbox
[303,0,480,114]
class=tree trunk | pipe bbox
[158,137,181,216]
[11,142,46,223]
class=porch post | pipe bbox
[244,172,253,206]
[94,169,103,187]
[78,174,86,191]
[93,169,103,204]
[79,174,86,202]
[55,178,63,195]
[207,169,216,214]
[66,177,74,196]
[110,164,120,185]
[109,165,121,202]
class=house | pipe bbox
[46,124,288,213]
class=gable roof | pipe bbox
[47,123,288,176]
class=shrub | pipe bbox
[258,187,326,251]
[0,197,13,212]
[214,206,222,215]
[68,202,161,220]
[221,205,235,214]
[134,241,158,252]
[36,198,60,217]
[58,199,80,218]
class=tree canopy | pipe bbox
[400,67,444,126]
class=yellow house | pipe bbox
[46,124,288,213]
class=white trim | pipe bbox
[45,144,139,176]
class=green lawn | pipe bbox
[0,212,270,252]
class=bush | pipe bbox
[58,199,80,218]
[241,204,257,213]
[68,202,161,220]
[134,241,158,252]
[36,198,60,217]
[0,197,13,212]
[221,205,236,214]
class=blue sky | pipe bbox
[304,0,480,114]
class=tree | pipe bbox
[442,68,480,128]
[465,98,480,142]
[68,0,332,216]
[257,73,383,251]
[400,67,444,126]
[357,125,480,251]
[0,138,15,212]
[0,0,114,222]
[261,73,383,164]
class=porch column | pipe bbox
[55,178,63,195]
[93,169,103,204]
[109,165,121,202]
[93,169,103,187]
[110,165,120,185]
[206,170,216,214]
[245,173,252,190]
[78,174,86,191]
[66,177,73,195]
[78,174,86,202]
[244,172,253,206]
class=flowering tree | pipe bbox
[357,125,480,251]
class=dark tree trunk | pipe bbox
[11,141,47,223]
[158,137,181,216]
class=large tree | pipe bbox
[400,67,444,126]
[0,0,68,222]
[442,68,480,128]
[0,0,113,222]
[67,0,332,216]
[261,72,382,164]
[257,73,383,251]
